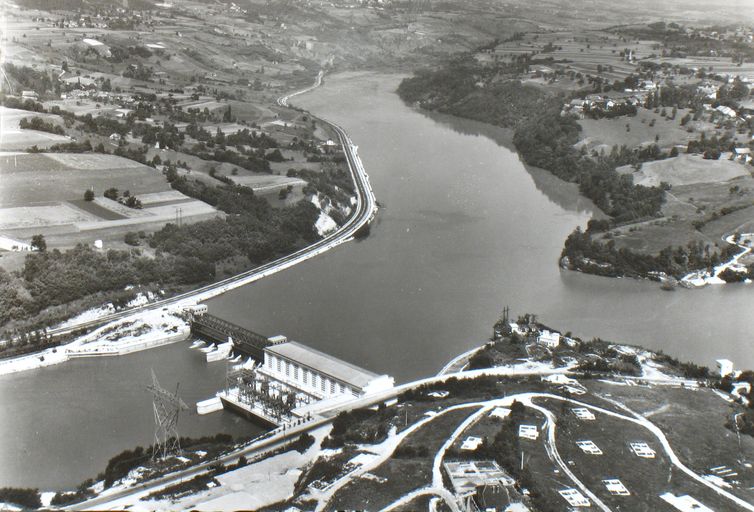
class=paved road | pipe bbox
[2,70,376,349]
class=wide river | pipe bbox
[3,71,754,489]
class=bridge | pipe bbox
[190,314,271,361]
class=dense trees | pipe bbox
[560,226,737,278]
[19,116,64,134]
[0,488,41,509]
[30,234,46,252]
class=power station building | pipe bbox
[218,334,394,427]
[262,339,394,400]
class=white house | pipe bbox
[716,105,737,118]
[734,147,752,163]
[537,330,561,348]
[717,359,734,377]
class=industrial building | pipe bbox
[218,334,394,427]
[262,339,394,400]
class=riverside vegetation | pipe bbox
[397,53,752,280]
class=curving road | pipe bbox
[3,71,377,348]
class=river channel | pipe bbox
[2,71,754,490]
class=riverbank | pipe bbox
[0,70,377,375]
[0,306,190,375]
[397,61,754,286]
[39,318,751,512]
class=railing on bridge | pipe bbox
[190,314,270,361]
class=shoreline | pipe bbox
[0,70,378,374]
[63,319,740,510]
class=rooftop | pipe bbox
[444,460,514,495]
[265,341,379,389]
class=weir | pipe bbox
[190,313,271,361]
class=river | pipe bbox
[210,71,754,379]
[2,71,754,490]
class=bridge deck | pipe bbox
[191,314,270,361]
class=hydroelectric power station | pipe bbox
[189,310,394,428]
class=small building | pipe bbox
[559,489,590,507]
[572,407,596,420]
[21,90,38,101]
[717,359,734,377]
[542,374,577,386]
[734,147,752,163]
[518,425,538,440]
[460,436,483,451]
[603,479,630,496]
[576,440,603,455]
[716,105,737,118]
[183,304,208,316]
[444,460,515,495]
[537,330,560,348]
[660,492,713,512]
[629,441,656,458]
[0,235,33,251]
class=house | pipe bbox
[716,105,737,118]
[717,359,734,377]
[734,147,752,163]
[21,90,38,101]
[542,374,577,386]
[537,330,560,348]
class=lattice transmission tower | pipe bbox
[147,369,188,460]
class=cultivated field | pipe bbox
[0,152,169,207]
[0,152,220,250]
[0,106,70,150]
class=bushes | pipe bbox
[321,407,396,448]
[0,488,41,509]
[290,433,315,453]
[103,446,149,488]
[19,116,64,134]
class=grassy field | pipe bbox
[582,383,754,504]
[0,106,70,151]
[578,107,700,151]
[596,159,754,254]
[617,154,751,188]
[327,408,478,511]
[534,396,737,511]
[648,56,754,81]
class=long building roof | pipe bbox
[265,341,379,389]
